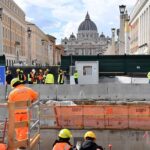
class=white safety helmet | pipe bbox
[32,69,36,73]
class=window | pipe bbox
[83,66,92,75]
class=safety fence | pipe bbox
[40,104,150,130]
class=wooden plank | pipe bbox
[30,134,40,150]
[8,102,15,149]
[15,121,28,128]
[14,139,28,148]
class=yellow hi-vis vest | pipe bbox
[147,72,150,79]
[74,72,79,79]
[45,73,54,84]
[57,73,64,84]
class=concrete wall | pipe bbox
[41,129,150,150]
[1,83,150,101]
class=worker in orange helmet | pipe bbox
[0,143,7,150]
[79,131,104,150]
[8,78,38,143]
[52,128,76,150]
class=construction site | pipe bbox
[1,81,150,150]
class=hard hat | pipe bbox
[16,68,20,72]
[32,69,36,73]
[10,78,20,87]
[84,131,96,139]
[20,70,23,73]
[39,69,42,72]
[6,70,9,74]
[58,129,72,139]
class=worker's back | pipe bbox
[8,84,38,102]
[45,73,54,84]
[80,140,103,150]
[53,142,72,150]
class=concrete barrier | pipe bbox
[40,129,150,150]
[1,83,150,101]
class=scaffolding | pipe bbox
[8,100,40,150]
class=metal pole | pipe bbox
[0,8,3,55]
[125,18,130,54]
[27,27,32,66]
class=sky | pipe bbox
[14,0,137,44]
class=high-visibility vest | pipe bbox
[74,72,79,79]
[45,74,54,84]
[0,143,7,150]
[58,73,64,84]
[28,74,32,82]
[147,72,150,79]
[53,142,71,150]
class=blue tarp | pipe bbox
[0,66,5,85]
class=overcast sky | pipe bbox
[14,0,137,44]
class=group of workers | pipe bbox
[6,68,79,85]
[0,68,80,149]
[53,128,104,150]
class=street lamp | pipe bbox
[0,8,3,55]
[111,28,115,34]
[119,5,126,14]
[27,27,32,65]
[119,5,127,55]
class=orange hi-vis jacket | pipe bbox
[0,143,7,150]
[8,84,38,141]
[53,142,72,150]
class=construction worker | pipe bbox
[28,69,37,84]
[79,131,104,150]
[52,128,74,150]
[57,70,64,84]
[37,69,44,84]
[147,72,150,83]
[43,69,49,83]
[45,70,54,84]
[19,70,26,83]
[6,70,13,85]
[73,70,79,84]
[8,78,38,142]
[27,71,33,84]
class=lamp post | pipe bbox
[15,41,20,63]
[119,5,126,14]
[125,17,130,54]
[41,39,45,66]
[27,27,32,66]
[111,28,116,55]
[0,8,3,55]
[119,5,126,55]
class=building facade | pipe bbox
[26,23,55,66]
[0,0,26,66]
[54,45,64,65]
[61,13,111,56]
[129,0,150,54]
